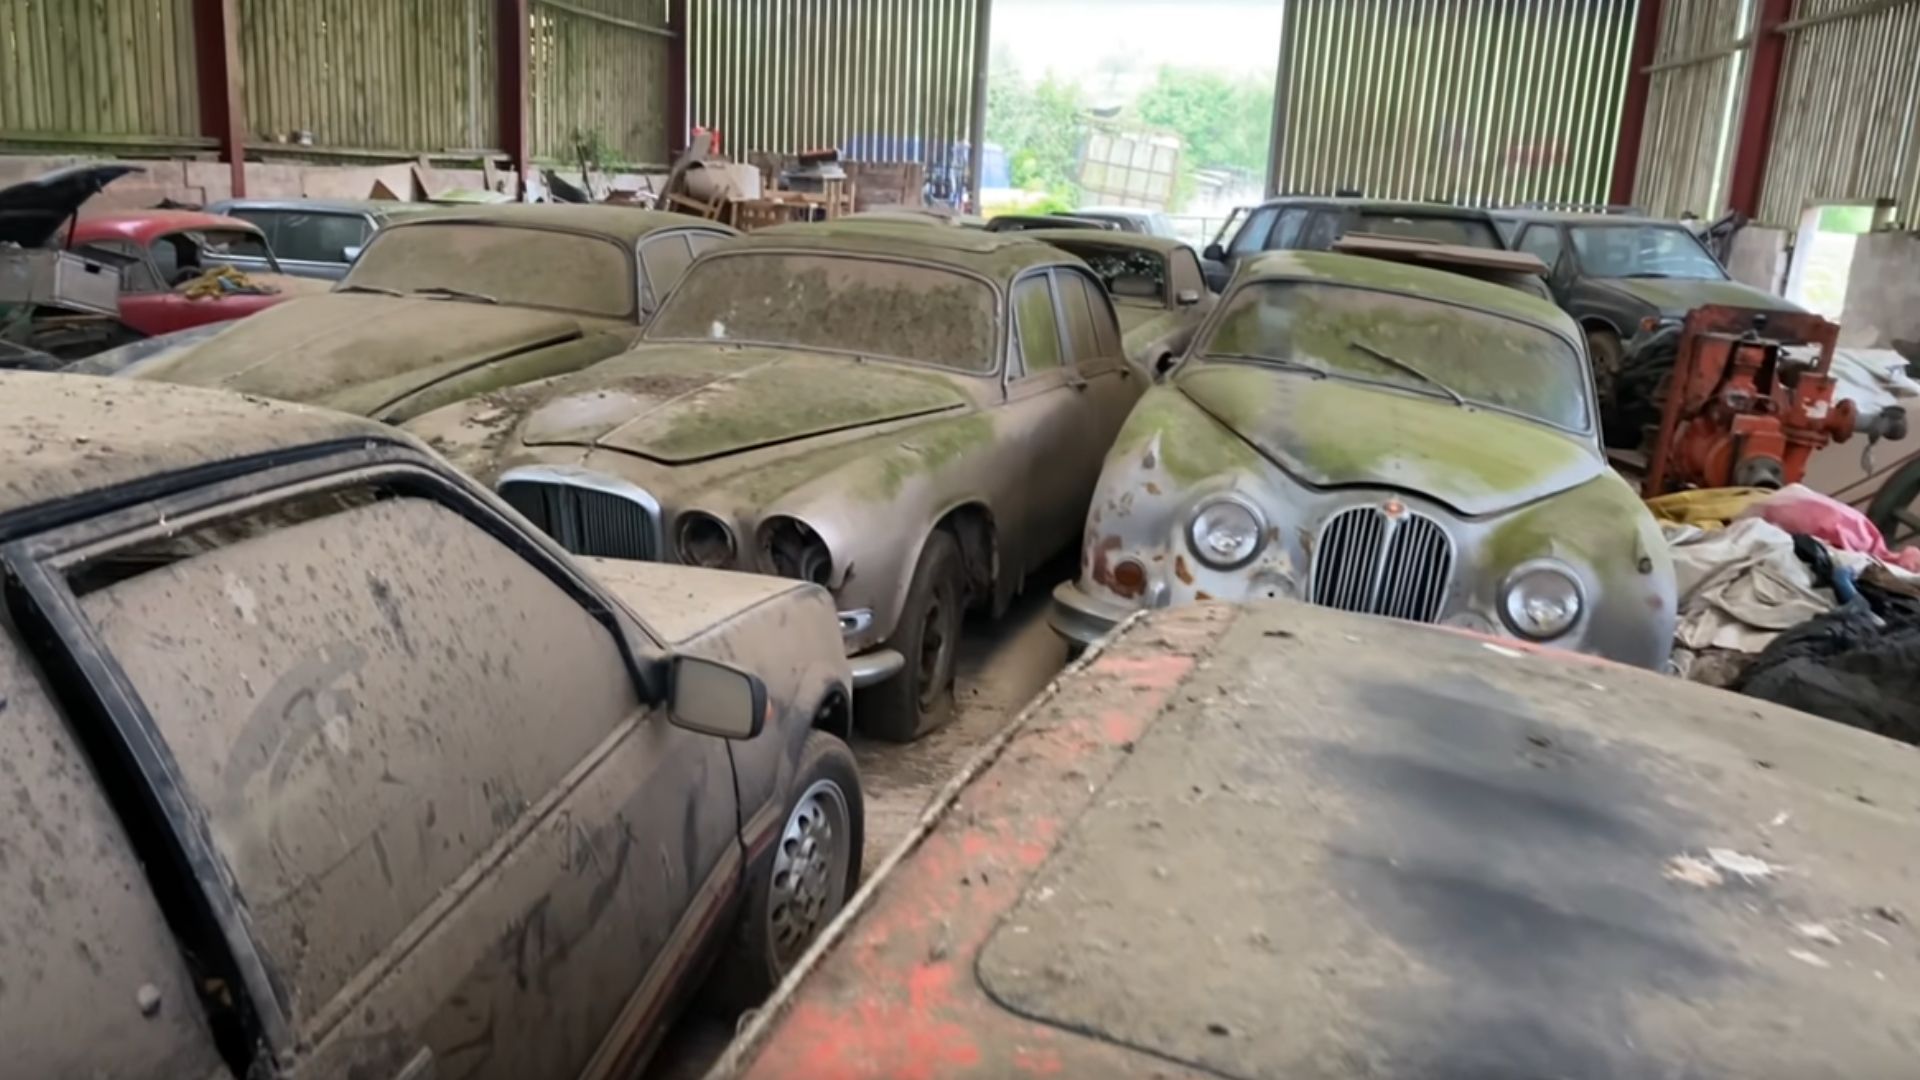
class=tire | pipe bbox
[705,730,864,1012]
[1586,326,1625,412]
[856,531,965,742]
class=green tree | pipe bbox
[1134,65,1272,180]
[986,52,1086,204]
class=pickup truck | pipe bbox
[710,599,1920,1079]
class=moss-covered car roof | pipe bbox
[0,371,398,519]
[1236,249,1579,336]
[384,203,731,245]
[731,219,1069,283]
[1015,228,1196,258]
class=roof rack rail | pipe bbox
[1505,201,1648,215]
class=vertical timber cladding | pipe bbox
[0,0,201,145]
[1631,0,1750,220]
[1271,0,1642,206]
[530,0,675,165]
[1758,0,1920,227]
[242,0,499,154]
[685,0,981,168]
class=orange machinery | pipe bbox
[1643,306,1905,496]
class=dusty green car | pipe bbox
[1021,229,1215,375]
[408,221,1145,739]
[83,204,734,421]
[1051,250,1677,668]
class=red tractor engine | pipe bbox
[1644,307,1899,495]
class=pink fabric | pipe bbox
[1741,484,1920,572]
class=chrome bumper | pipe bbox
[847,648,905,689]
[1049,581,1137,648]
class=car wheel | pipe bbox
[706,730,863,1011]
[1586,326,1625,409]
[857,531,964,742]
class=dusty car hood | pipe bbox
[1177,363,1603,517]
[132,292,585,405]
[520,346,970,463]
[578,556,811,645]
[1602,276,1801,318]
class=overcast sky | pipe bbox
[991,0,1286,84]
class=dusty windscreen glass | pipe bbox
[1354,213,1502,249]
[344,223,634,317]
[1203,280,1590,430]
[648,252,999,371]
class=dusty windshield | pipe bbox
[1571,225,1724,279]
[342,223,634,317]
[1201,280,1590,430]
[1355,212,1501,249]
[1049,242,1166,306]
[648,252,999,372]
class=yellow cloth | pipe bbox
[1646,487,1772,529]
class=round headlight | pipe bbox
[759,516,833,585]
[676,511,737,569]
[1187,496,1265,569]
[1501,560,1584,640]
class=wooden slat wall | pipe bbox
[0,0,201,143]
[529,0,672,166]
[242,0,498,154]
[1631,0,1750,219]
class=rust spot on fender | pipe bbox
[1194,590,1212,600]
[1145,481,1162,495]
[1174,555,1194,585]
[1090,535,1125,591]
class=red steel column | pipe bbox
[194,0,247,198]
[1726,0,1795,218]
[1608,0,1666,207]
[498,0,531,197]
[666,1,689,158]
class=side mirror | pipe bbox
[1203,242,1225,262]
[1176,288,1202,307]
[668,655,768,740]
[343,245,364,262]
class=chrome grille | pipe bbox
[499,478,660,561]
[1309,505,1453,624]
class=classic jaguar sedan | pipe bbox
[407,220,1145,739]
[85,204,734,422]
[1022,228,1215,374]
[0,371,859,1079]
[1050,250,1677,668]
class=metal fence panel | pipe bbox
[1632,0,1751,218]
[1759,0,1920,224]
[0,0,202,145]
[530,0,673,166]
[686,0,980,167]
[1271,0,1640,206]
[243,0,498,154]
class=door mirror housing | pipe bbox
[1203,242,1225,262]
[668,655,768,740]
[1175,288,1202,307]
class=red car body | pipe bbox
[67,211,315,337]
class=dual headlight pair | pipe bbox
[677,512,831,586]
[1184,496,1584,641]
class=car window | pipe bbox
[1013,275,1064,374]
[79,493,642,1025]
[1169,247,1205,299]
[1354,212,1502,249]
[650,252,999,372]
[274,212,370,263]
[345,223,637,317]
[1569,224,1725,279]
[196,229,273,261]
[1271,208,1310,249]
[1302,211,1344,250]
[1517,225,1565,270]
[225,208,286,250]
[1229,207,1279,257]
[0,621,226,1078]
[74,240,160,292]
[687,231,727,258]
[1202,280,1590,431]
[1044,240,1167,307]
[1055,270,1114,370]
[639,233,695,311]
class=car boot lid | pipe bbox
[0,163,143,247]
[520,346,970,463]
[1177,363,1604,517]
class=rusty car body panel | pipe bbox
[113,204,735,422]
[405,219,1146,736]
[0,370,852,1079]
[1051,250,1676,668]
[1020,228,1216,372]
[715,599,1920,1079]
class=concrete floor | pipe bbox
[646,565,1071,1078]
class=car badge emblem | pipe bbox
[1383,498,1405,518]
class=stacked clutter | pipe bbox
[1660,485,1920,743]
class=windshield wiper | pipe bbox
[1208,352,1328,378]
[411,285,499,304]
[1621,271,1680,279]
[336,283,404,297]
[1346,340,1466,407]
